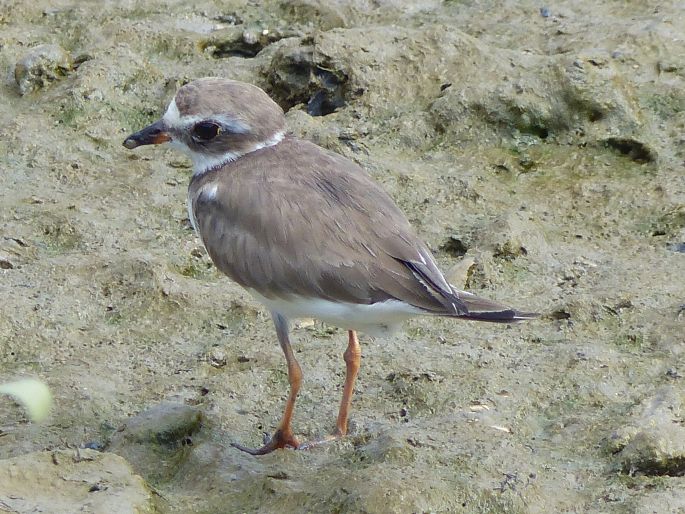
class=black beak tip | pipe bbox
[122,120,170,149]
[123,137,139,150]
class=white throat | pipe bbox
[162,98,285,177]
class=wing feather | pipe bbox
[191,137,470,315]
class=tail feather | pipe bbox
[460,309,539,323]
[454,290,538,323]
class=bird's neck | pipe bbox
[188,130,286,177]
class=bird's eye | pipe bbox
[192,121,221,141]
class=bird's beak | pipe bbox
[122,120,171,149]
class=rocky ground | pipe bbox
[1,0,684,512]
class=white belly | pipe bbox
[248,290,425,337]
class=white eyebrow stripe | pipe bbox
[161,99,250,134]
[212,114,250,134]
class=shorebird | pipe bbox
[123,78,537,455]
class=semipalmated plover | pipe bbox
[123,78,537,455]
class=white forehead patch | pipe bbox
[162,98,205,129]
[162,98,182,127]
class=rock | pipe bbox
[14,44,73,95]
[201,24,289,58]
[264,23,657,155]
[0,449,154,513]
[266,38,350,116]
[430,44,658,158]
[618,429,685,476]
[108,403,202,482]
[608,388,685,476]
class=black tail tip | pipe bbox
[463,310,539,323]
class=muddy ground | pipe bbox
[1,0,684,512]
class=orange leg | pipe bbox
[298,330,362,450]
[232,313,302,455]
[335,330,361,436]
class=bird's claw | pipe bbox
[231,428,300,455]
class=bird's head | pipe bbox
[123,78,286,175]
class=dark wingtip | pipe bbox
[461,310,539,323]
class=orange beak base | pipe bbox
[123,120,171,149]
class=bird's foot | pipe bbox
[231,428,300,455]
